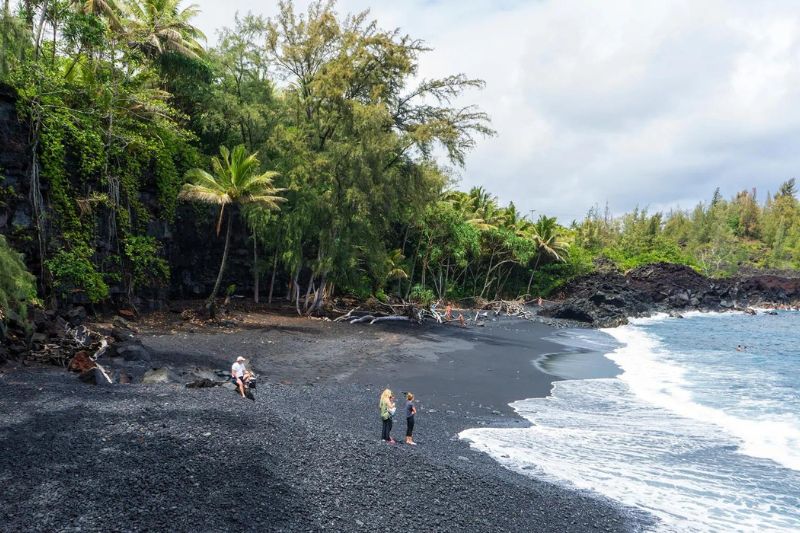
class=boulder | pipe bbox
[186,378,220,389]
[117,309,137,320]
[188,368,221,382]
[65,306,87,325]
[32,309,50,332]
[112,315,138,332]
[142,367,180,384]
[68,351,95,373]
[111,326,136,343]
[114,341,151,362]
[79,367,109,385]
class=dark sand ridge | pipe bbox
[0,313,653,532]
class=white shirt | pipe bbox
[231,361,246,378]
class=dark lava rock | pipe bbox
[542,262,800,327]
[64,306,87,326]
[113,341,152,362]
[78,367,107,385]
[142,367,180,384]
[186,378,220,389]
[111,326,137,343]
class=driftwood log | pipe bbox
[333,296,540,328]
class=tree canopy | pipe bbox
[1,0,799,320]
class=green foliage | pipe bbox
[8,0,798,314]
[0,235,37,330]
[46,245,109,303]
[124,235,170,289]
[409,285,435,306]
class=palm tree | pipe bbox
[526,215,568,295]
[125,0,205,59]
[179,145,285,311]
[385,248,408,298]
[80,0,123,29]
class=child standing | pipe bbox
[379,389,396,443]
[405,392,417,445]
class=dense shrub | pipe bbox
[0,235,37,333]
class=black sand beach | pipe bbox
[0,314,653,532]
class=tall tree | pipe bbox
[527,215,567,295]
[125,0,205,59]
[179,145,285,312]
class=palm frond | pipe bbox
[178,184,231,205]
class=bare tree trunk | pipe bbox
[268,247,279,304]
[292,267,302,315]
[208,210,233,310]
[526,254,542,296]
[303,277,315,311]
[28,116,46,289]
[32,1,48,59]
[481,251,496,298]
[309,274,327,314]
[405,239,422,299]
[1,0,10,77]
[252,231,259,303]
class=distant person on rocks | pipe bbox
[231,356,249,398]
[405,392,417,445]
[380,388,396,443]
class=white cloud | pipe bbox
[191,0,800,222]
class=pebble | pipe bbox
[0,369,650,533]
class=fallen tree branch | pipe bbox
[370,316,412,324]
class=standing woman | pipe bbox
[405,392,417,445]
[379,389,396,443]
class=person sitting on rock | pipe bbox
[231,356,249,398]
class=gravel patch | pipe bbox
[0,369,654,532]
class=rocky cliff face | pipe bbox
[0,84,33,250]
[542,263,800,327]
[0,84,268,308]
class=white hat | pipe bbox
[236,356,246,362]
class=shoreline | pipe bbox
[0,313,654,532]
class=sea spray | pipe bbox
[461,311,800,532]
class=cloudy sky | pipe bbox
[192,0,800,222]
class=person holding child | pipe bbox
[379,389,396,443]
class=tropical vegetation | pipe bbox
[1,0,799,329]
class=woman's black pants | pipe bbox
[406,416,415,437]
[382,418,393,441]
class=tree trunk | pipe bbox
[481,252,496,298]
[405,239,422,300]
[526,254,542,296]
[303,277,315,311]
[268,247,279,304]
[1,0,10,77]
[309,274,327,314]
[252,230,259,303]
[28,118,46,288]
[208,210,233,309]
[292,267,302,315]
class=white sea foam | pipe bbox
[601,324,800,471]
[461,316,800,532]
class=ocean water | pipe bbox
[460,311,800,532]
